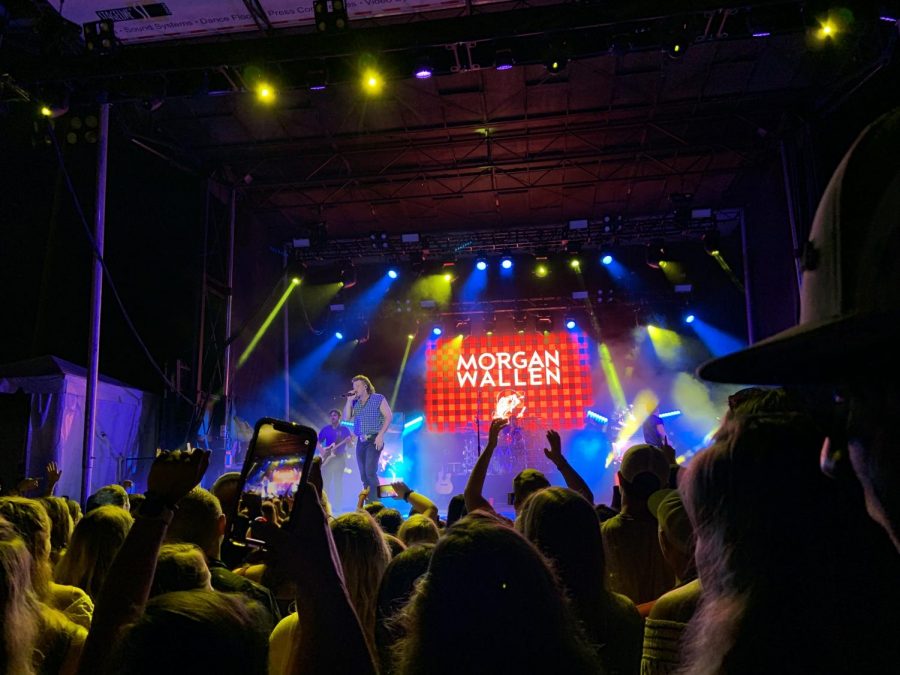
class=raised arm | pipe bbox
[78,449,209,675]
[464,418,508,514]
[543,430,594,504]
[257,459,377,675]
[392,480,439,524]
[44,461,62,496]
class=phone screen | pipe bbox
[377,484,398,499]
[229,418,317,542]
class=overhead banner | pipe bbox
[425,332,592,432]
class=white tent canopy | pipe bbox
[0,356,158,502]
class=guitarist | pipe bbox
[318,409,352,511]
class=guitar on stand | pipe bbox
[434,466,454,495]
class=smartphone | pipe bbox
[507,491,515,505]
[377,484,399,499]
[227,417,317,544]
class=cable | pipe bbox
[48,118,196,407]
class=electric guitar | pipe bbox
[434,467,454,495]
[321,435,351,464]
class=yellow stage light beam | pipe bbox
[237,278,300,368]
[646,324,683,367]
[362,69,383,94]
[598,343,627,410]
[390,334,414,408]
[615,389,658,447]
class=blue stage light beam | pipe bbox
[587,410,609,424]
[689,317,747,357]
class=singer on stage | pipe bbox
[343,374,393,501]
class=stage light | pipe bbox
[495,48,515,71]
[513,313,529,334]
[455,318,471,337]
[291,277,302,285]
[388,269,398,279]
[443,273,453,282]
[500,256,513,270]
[475,258,488,271]
[702,230,720,256]
[39,106,53,117]
[569,258,581,270]
[335,331,344,340]
[307,68,328,91]
[363,69,383,94]
[414,56,434,80]
[601,254,613,265]
[684,314,696,324]
[256,82,276,103]
[535,314,553,333]
[432,326,443,336]
[565,318,577,330]
[535,264,549,277]
[818,20,836,39]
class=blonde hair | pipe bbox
[397,514,440,547]
[0,518,39,675]
[329,511,391,644]
[54,505,133,600]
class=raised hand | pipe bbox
[391,480,411,498]
[542,429,563,465]
[488,417,509,444]
[16,477,40,494]
[46,461,62,484]
[146,449,210,506]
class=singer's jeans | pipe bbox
[356,436,381,500]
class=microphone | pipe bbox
[341,391,356,397]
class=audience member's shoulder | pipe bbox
[268,612,300,675]
[648,579,702,624]
[48,581,94,629]
[604,590,642,624]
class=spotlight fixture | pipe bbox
[83,20,118,55]
[535,313,554,334]
[513,313,529,334]
[413,56,434,80]
[702,231,721,256]
[306,67,328,91]
[335,331,344,340]
[535,263,549,278]
[483,313,497,335]
[601,254,613,265]
[455,318,472,337]
[432,326,443,337]
[500,256,513,270]
[569,258,581,270]
[362,68,383,94]
[475,258,488,271]
[545,57,567,74]
[387,269,398,279]
[495,48,515,71]
[646,241,667,269]
[684,314,696,324]
[255,82,276,103]
[565,318,577,330]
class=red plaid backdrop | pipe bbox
[425,332,592,432]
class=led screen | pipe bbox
[425,332,592,432]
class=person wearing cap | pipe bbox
[641,489,701,675]
[697,108,900,552]
[601,444,675,605]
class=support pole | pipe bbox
[739,207,755,345]
[222,188,237,448]
[81,101,110,506]
[283,245,290,419]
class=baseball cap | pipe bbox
[619,444,670,487]
[698,108,900,384]
[648,489,694,555]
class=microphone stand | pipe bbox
[475,395,482,457]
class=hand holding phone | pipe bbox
[147,448,210,505]
[376,484,399,499]
[227,418,317,544]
